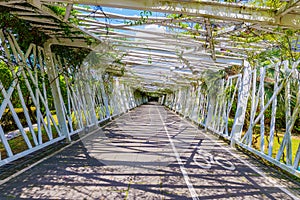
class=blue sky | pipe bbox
[86,6,170,36]
[90,6,166,25]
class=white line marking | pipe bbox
[156,106,200,200]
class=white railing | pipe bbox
[165,60,300,177]
[0,30,146,166]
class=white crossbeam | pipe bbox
[38,0,300,28]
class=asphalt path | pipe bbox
[0,103,298,199]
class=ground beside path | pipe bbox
[0,103,299,199]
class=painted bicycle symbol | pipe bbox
[193,148,235,170]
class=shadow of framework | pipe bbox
[0,104,296,199]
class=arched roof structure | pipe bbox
[1,0,300,190]
[2,0,300,93]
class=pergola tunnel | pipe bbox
[0,31,147,160]
[0,0,300,183]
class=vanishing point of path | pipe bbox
[0,103,299,199]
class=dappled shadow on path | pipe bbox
[0,104,297,199]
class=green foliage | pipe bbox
[0,59,55,131]
[199,70,224,96]
[0,6,49,50]
[44,4,83,40]
[166,13,194,35]
[156,88,174,94]
[52,46,91,78]
[231,27,300,66]
[48,5,66,16]
[0,61,13,92]
[249,0,287,9]
[103,73,113,96]
[125,10,152,26]
[47,4,79,25]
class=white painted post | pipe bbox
[206,80,221,130]
[245,68,256,146]
[39,47,52,137]
[44,42,70,142]
[161,95,165,105]
[116,79,126,113]
[216,79,225,133]
[268,63,279,156]
[260,66,265,153]
[231,61,252,147]
[285,75,292,165]
[172,91,178,110]
[99,76,110,118]
[184,87,191,117]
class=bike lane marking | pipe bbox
[192,148,236,170]
[156,106,200,200]
[173,110,300,200]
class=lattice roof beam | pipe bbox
[40,0,300,28]
[126,49,244,66]
[27,0,105,42]
[122,59,225,72]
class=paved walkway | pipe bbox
[0,103,299,199]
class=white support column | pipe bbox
[172,91,178,110]
[268,63,279,156]
[184,87,192,117]
[84,79,97,125]
[176,89,182,112]
[205,93,216,130]
[121,83,129,111]
[260,66,265,152]
[224,75,241,136]
[216,79,225,133]
[246,68,257,146]
[231,61,252,147]
[192,85,201,121]
[44,42,70,142]
[125,85,131,109]
[285,77,292,165]
[116,79,126,113]
[39,47,53,136]
[128,87,135,108]
[111,77,120,115]
[99,76,110,118]
[161,95,165,105]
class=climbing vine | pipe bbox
[125,10,152,26]
[0,6,49,50]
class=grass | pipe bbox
[224,118,299,166]
[4,107,36,113]
[0,117,59,160]
[0,108,96,160]
[251,132,300,165]
[202,116,299,167]
[44,114,59,125]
